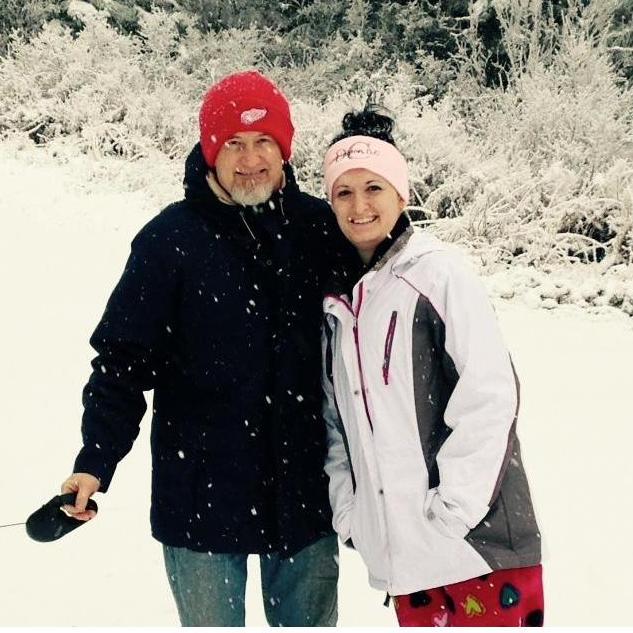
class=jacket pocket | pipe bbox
[382,311,398,385]
[424,488,471,540]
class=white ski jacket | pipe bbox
[323,228,541,596]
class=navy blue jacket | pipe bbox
[74,144,350,556]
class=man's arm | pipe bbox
[63,224,179,517]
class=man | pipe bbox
[60,70,346,626]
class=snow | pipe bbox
[1,142,633,626]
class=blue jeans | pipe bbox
[163,534,339,626]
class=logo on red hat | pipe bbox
[240,108,268,125]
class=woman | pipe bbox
[321,107,543,627]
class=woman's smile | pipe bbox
[348,215,379,225]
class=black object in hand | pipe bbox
[26,492,98,542]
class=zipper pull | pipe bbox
[278,192,289,224]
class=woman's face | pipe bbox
[331,168,405,263]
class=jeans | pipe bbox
[163,534,339,627]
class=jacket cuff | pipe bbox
[73,447,117,492]
[333,501,353,544]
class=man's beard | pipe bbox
[230,180,276,207]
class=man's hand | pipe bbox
[61,473,100,521]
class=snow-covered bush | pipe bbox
[483,260,633,315]
[0,8,265,158]
[289,63,422,196]
[414,0,633,269]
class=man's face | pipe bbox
[214,131,284,206]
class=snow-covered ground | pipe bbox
[1,141,632,626]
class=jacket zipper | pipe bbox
[325,290,375,433]
[382,311,398,385]
[238,210,257,242]
[278,191,289,224]
[351,286,394,592]
[327,289,392,590]
[352,282,374,433]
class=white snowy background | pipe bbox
[1,140,632,627]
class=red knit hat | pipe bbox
[199,70,294,168]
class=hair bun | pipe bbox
[333,104,396,146]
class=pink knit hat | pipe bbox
[199,70,294,167]
[323,135,409,204]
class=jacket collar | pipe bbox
[334,221,449,298]
[367,213,412,272]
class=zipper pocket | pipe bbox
[382,311,398,385]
